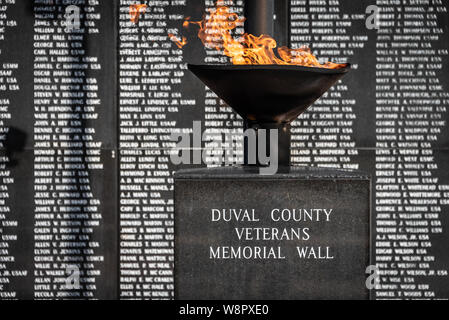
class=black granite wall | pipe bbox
[0,0,448,299]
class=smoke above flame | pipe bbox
[129,4,147,24]
[184,1,346,69]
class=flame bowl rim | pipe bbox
[188,63,351,74]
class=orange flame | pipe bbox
[184,1,346,69]
[168,33,188,49]
[129,4,147,24]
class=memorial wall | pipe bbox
[0,0,448,299]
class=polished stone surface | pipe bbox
[175,167,371,300]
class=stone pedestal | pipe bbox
[174,167,371,300]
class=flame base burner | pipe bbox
[189,64,350,169]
